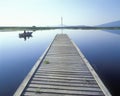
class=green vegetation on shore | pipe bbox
[0,26,120,32]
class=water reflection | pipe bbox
[67,30,120,96]
[0,30,59,96]
[105,30,120,35]
[0,30,120,96]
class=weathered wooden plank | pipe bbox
[34,74,93,79]
[30,80,99,88]
[36,70,90,73]
[36,71,91,75]
[34,75,94,80]
[25,88,104,96]
[28,84,102,91]
[23,92,65,96]
[31,78,97,85]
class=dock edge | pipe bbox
[71,39,112,96]
[13,35,57,96]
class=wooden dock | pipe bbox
[14,34,111,96]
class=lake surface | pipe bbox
[0,29,120,96]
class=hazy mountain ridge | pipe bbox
[98,20,120,27]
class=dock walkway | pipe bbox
[14,34,111,96]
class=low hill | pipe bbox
[98,20,120,27]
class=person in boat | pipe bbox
[24,30,26,34]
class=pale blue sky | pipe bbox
[0,0,120,26]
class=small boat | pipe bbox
[19,30,33,40]
[19,30,32,37]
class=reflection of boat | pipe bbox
[19,30,33,40]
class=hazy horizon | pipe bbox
[0,0,120,26]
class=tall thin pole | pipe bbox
[61,17,63,34]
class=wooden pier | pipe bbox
[14,34,111,96]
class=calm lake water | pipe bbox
[0,29,120,96]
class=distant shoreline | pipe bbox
[0,26,120,32]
